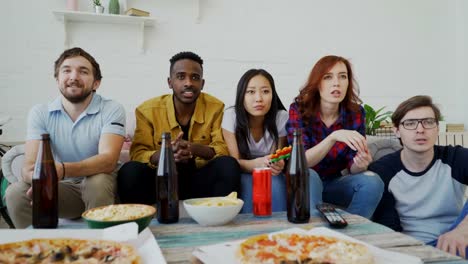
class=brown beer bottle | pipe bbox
[286,129,310,223]
[32,134,58,228]
[156,132,179,223]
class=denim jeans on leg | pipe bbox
[308,169,384,219]
[308,169,324,217]
[240,173,287,214]
[426,200,468,257]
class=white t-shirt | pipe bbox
[222,107,288,158]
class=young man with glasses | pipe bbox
[369,95,468,259]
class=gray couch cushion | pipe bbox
[367,136,402,161]
[1,137,403,184]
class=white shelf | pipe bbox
[53,10,155,52]
[53,10,155,26]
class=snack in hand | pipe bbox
[0,238,141,263]
[237,233,374,264]
[269,146,292,163]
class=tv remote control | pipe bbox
[316,204,348,228]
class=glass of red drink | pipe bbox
[252,167,272,217]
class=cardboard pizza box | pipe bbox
[192,227,423,264]
[0,222,166,264]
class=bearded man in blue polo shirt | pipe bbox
[5,47,126,228]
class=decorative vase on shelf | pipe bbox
[95,5,104,13]
[66,0,78,11]
[109,0,120,14]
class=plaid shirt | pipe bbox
[286,102,365,179]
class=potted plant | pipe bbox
[93,0,104,13]
[364,104,393,136]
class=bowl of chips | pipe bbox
[82,204,156,232]
[183,192,243,226]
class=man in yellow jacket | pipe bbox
[118,51,241,204]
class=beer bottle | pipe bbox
[32,134,58,228]
[156,132,179,223]
[286,129,310,223]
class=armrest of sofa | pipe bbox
[1,144,25,183]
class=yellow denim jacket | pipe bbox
[130,93,228,169]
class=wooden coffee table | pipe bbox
[150,211,466,264]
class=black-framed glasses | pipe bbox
[400,118,438,130]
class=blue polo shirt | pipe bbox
[26,94,126,171]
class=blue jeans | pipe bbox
[240,173,287,214]
[309,169,384,219]
[427,200,468,257]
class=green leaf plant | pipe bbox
[364,104,393,136]
[93,0,102,6]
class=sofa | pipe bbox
[3,131,467,228]
[1,135,402,185]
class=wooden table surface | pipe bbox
[149,212,467,264]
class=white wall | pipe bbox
[0,0,466,142]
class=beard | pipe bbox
[60,82,94,103]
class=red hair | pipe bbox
[295,55,362,123]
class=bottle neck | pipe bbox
[162,137,173,150]
[293,133,302,145]
[161,132,172,148]
[42,138,54,159]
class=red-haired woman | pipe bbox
[286,55,383,218]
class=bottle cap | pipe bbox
[161,132,171,139]
[293,128,302,136]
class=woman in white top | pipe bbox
[222,69,288,213]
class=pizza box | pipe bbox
[192,227,423,264]
[0,222,166,264]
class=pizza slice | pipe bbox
[238,233,374,264]
[0,238,141,264]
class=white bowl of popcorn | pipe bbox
[82,204,156,232]
[183,192,244,226]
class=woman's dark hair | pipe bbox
[295,55,361,125]
[234,69,286,159]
